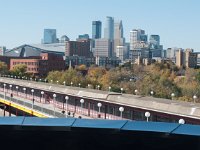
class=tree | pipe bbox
[0,61,8,75]
[86,67,106,88]
[10,64,27,76]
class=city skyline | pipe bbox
[0,0,200,51]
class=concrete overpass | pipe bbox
[0,77,200,124]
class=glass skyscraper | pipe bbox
[92,21,102,39]
[104,16,114,40]
[149,35,160,49]
[43,29,57,44]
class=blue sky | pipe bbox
[0,0,200,51]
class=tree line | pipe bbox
[1,61,200,102]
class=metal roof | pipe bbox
[0,117,199,137]
[5,44,65,57]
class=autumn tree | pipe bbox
[86,67,106,88]
[10,64,27,77]
[0,61,8,75]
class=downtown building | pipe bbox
[91,21,102,52]
[129,29,148,62]
[65,38,91,67]
[175,48,197,68]
[7,53,65,77]
[149,35,163,58]
[42,29,58,44]
[114,20,128,62]
[0,46,6,56]
[92,21,102,39]
[1,43,66,76]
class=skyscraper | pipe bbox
[43,29,57,44]
[114,20,123,40]
[129,29,148,61]
[149,35,160,49]
[114,20,125,56]
[104,16,114,40]
[92,21,102,39]
[130,29,147,50]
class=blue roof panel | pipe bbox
[72,119,128,129]
[0,117,24,125]
[172,124,200,136]
[22,117,75,126]
[122,121,179,133]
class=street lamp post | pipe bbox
[145,112,151,122]
[41,91,44,103]
[78,83,81,88]
[171,93,175,100]
[80,99,84,114]
[3,83,6,99]
[51,80,53,84]
[3,83,6,116]
[109,86,111,92]
[63,81,66,86]
[97,85,100,90]
[120,88,123,94]
[56,81,59,84]
[23,87,26,98]
[193,95,197,103]
[41,91,44,113]
[97,102,102,118]
[9,85,12,102]
[31,89,34,110]
[135,89,138,95]
[71,82,73,87]
[53,94,56,117]
[119,107,124,118]
[150,91,154,96]
[65,96,69,116]
[16,86,19,96]
[179,119,185,124]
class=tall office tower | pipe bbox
[129,29,148,61]
[92,21,102,39]
[113,20,125,57]
[149,35,160,49]
[43,29,57,44]
[104,16,114,40]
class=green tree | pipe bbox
[0,61,8,75]
[10,64,27,76]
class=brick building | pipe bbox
[65,39,91,58]
[10,53,65,76]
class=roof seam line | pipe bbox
[120,120,129,130]
[70,118,77,127]
[169,124,181,134]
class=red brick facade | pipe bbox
[10,53,65,76]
